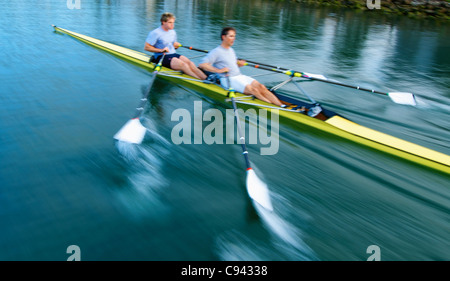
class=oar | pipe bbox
[226,75,273,212]
[179,44,209,54]
[180,44,416,106]
[113,53,166,144]
[243,61,417,106]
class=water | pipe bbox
[1,0,449,261]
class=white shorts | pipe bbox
[220,75,255,93]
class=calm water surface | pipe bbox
[1,0,449,261]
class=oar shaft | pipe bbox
[131,75,157,119]
[242,59,289,71]
[131,53,166,119]
[243,61,390,96]
[226,75,252,170]
[243,62,295,76]
[307,78,387,96]
[179,45,209,54]
[181,44,409,100]
[225,75,273,212]
[231,96,252,169]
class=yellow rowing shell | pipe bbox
[52,25,450,175]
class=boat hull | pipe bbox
[52,25,450,175]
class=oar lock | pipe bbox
[227,88,236,98]
[285,71,303,78]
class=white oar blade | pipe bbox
[303,72,327,80]
[246,169,273,212]
[113,118,147,144]
[388,92,417,106]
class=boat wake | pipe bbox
[216,187,318,261]
[115,117,170,161]
[114,126,172,220]
[413,95,450,112]
[253,193,318,261]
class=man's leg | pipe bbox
[170,56,207,80]
[179,56,207,80]
[244,80,284,106]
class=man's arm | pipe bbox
[144,42,169,53]
[198,62,229,73]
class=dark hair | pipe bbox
[221,27,236,40]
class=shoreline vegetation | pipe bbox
[287,0,450,20]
